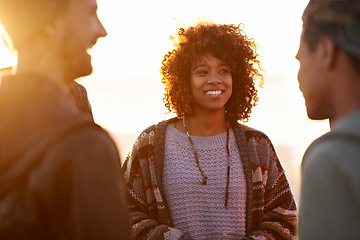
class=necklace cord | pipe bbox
[183,117,208,185]
[225,119,230,209]
[182,116,230,208]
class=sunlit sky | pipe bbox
[0,0,330,201]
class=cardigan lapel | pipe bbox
[231,120,254,236]
[153,118,177,225]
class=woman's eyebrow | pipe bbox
[193,63,207,71]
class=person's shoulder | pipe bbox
[134,117,177,142]
[51,120,117,153]
[78,123,114,143]
[302,131,360,188]
[34,120,120,175]
[303,129,359,173]
[232,121,271,143]
[304,130,360,169]
[308,127,360,153]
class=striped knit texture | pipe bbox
[122,118,297,240]
[163,125,246,239]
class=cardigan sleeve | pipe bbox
[122,128,185,240]
[244,130,298,240]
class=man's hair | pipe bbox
[160,22,263,121]
[304,24,360,74]
[0,0,69,49]
[302,24,321,53]
[345,50,360,75]
[302,0,360,73]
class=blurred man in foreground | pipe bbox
[296,0,360,239]
[0,0,131,239]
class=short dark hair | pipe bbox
[0,0,69,49]
[302,24,321,53]
[345,51,360,75]
[303,22,360,74]
[302,0,360,74]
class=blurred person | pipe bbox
[1,64,94,121]
[122,22,297,240]
[296,0,360,239]
[0,0,131,239]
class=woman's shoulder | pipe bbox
[232,121,271,142]
[134,117,177,144]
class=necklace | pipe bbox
[182,116,231,208]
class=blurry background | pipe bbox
[0,0,330,204]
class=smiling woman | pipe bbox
[189,54,233,115]
[122,22,297,240]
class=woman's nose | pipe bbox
[206,74,221,84]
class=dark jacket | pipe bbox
[0,74,131,239]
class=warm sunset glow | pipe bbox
[0,35,15,70]
[0,0,330,203]
[85,0,330,139]
[82,0,330,203]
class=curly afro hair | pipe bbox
[160,22,263,122]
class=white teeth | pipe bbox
[206,90,222,95]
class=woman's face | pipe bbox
[189,53,232,114]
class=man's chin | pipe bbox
[77,66,93,79]
[65,65,93,82]
[306,111,329,121]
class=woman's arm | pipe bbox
[122,129,185,240]
[245,131,298,240]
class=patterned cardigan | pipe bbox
[122,118,297,240]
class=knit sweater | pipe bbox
[163,125,246,239]
[122,118,297,240]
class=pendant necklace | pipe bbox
[182,116,231,208]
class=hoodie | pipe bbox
[0,74,131,240]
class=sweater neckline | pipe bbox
[166,124,232,148]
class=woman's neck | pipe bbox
[182,111,227,137]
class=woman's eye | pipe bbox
[196,70,207,75]
[220,69,230,74]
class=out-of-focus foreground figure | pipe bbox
[0,0,131,239]
[296,1,360,239]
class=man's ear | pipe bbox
[41,16,65,48]
[319,35,337,70]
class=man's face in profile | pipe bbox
[56,0,107,81]
[296,26,332,120]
